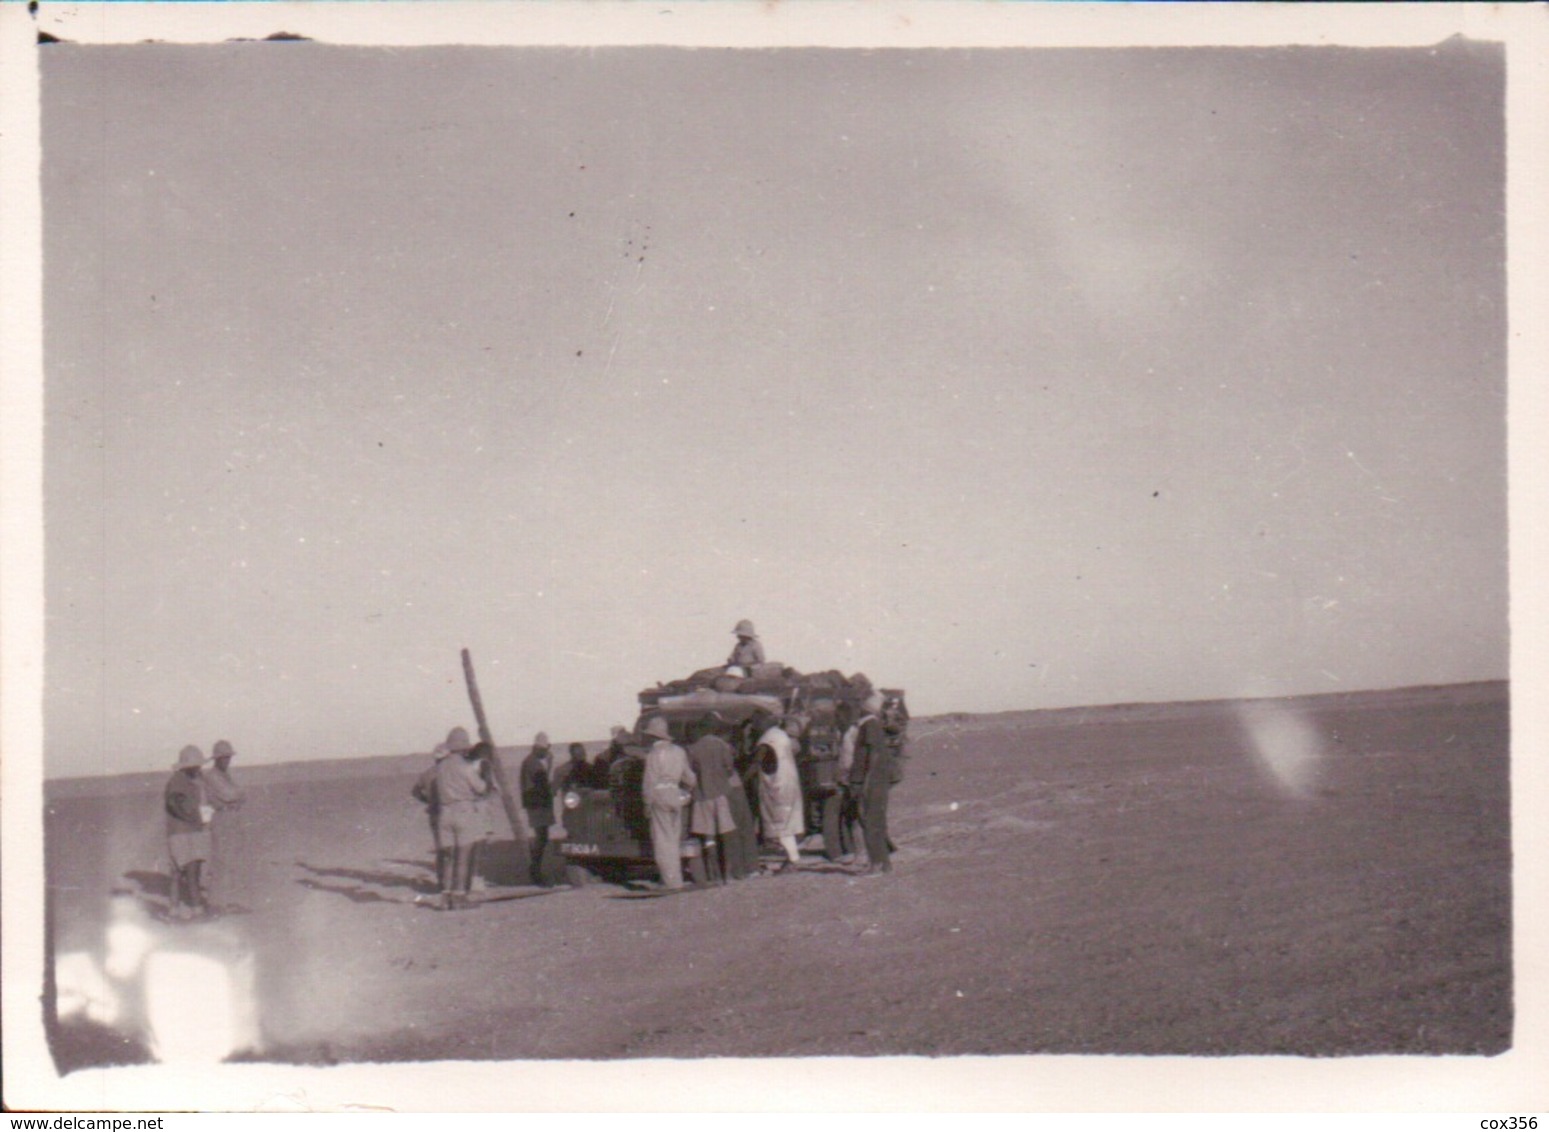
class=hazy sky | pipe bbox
[42,41,1506,777]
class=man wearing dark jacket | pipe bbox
[519,733,557,885]
[686,718,749,882]
[593,726,631,785]
[848,692,895,875]
[555,741,593,792]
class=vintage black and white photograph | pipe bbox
[2,0,1545,1114]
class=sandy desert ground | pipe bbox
[40,681,1510,1073]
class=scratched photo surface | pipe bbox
[37,38,1509,1079]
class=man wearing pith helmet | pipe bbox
[203,739,247,913]
[164,745,213,920]
[432,727,489,910]
[641,716,697,891]
[727,619,765,669]
[412,732,462,899]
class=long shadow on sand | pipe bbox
[123,869,172,900]
[384,858,436,873]
[293,877,416,906]
[294,862,436,894]
[789,861,863,876]
[293,862,438,906]
[120,869,178,920]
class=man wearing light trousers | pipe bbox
[641,716,697,891]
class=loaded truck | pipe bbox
[557,661,908,884]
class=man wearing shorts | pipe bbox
[434,736,492,910]
[164,745,213,920]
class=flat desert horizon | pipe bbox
[40,679,1511,1076]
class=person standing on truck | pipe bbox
[435,737,493,910]
[755,714,805,874]
[727,619,766,669]
[519,732,556,884]
[165,745,213,921]
[686,716,743,883]
[641,716,697,891]
[849,692,895,875]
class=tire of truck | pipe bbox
[563,863,598,887]
[821,791,844,861]
[686,852,709,888]
[534,842,568,888]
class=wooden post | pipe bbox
[461,648,531,878]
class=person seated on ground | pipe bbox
[727,619,766,669]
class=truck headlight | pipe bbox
[563,790,581,810]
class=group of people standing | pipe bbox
[517,730,624,876]
[162,740,246,921]
[413,703,866,901]
[717,619,900,881]
[154,623,891,920]
[413,725,616,909]
[409,620,903,904]
[639,685,899,892]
